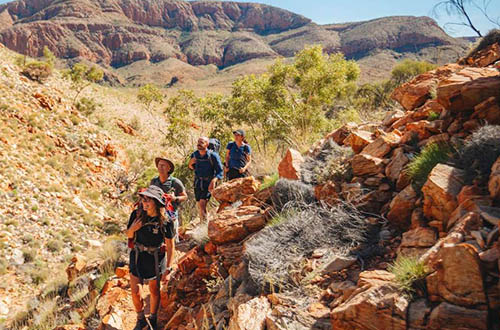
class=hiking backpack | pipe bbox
[208,138,221,154]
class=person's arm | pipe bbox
[172,179,188,203]
[126,210,140,239]
[209,154,224,191]
[165,238,175,269]
[240,145,252,173]
[188,152,196,170]
[224,149,230,172]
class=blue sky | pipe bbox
[0,0,498,36]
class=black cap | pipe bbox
[233,129,245,136]
[139,185,166,206]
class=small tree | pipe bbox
[43,46,56,69]
[391,60,437,85]
[137,83,163,114]
[64,63,103,104]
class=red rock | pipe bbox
[398,227,438,258]
[228,296,271,330]
[361,131,400,158]
[115,266,129,279]
[203,241,217,255]
[489,156,500,201]
[66,255,87,282]
[435,243,486,306]
[437,67,500,112]
[422,164,464,223]
[278,148,304,180]
[351,154,384,176]
[331,270,407,330]
[208,206,268,244]
[463,42,500,67]
[212,176,260,203]
[314,181,339,206]
[382,109,405,127]
[472,96,500,125]
[387,184,417,229]
[344,130,374,154]
[407,299,431,329]
[177,247,204,275]
[116,120,137,136]
[406,120,432,140]
[457,185,484,205]
[391,72,437,111]
[428,302,487,330]
[325,122,358,146]
[412,100,445,120]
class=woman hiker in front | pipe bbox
[126,185,176,330]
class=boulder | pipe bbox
[321,255,357,274]
[228,296,271,330]
[361,131,401,158]
[314,181,339,206]
[331,270,408,330]
[208,206,268,244]
[412,100,445,121]
[422,164,464,223]
[212,176,260,203]
[463,42,500,67]
[391,72,437,111]
[351,154,384,176]
[433,243,486,306]
[344,130,374,154]
[385,148,409,182]
[398,227,438,258]
[325,122,357,146]
[471,96,500,125]
[406,120,432,140]
[382,109,405,127]
[278,148,304,180]
[66,255,87,282]
[428,302,487,330]
[489,156,500,200]
[407,299,431,330]
[387,185,417,229]
[437,67,500,112]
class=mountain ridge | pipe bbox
[0,0,470,86]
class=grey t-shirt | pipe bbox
[150,176,185,211]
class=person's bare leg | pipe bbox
[130,274,144,312]
[148,279,161,316]
[199,199,207,221]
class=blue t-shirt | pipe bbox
[226,142,251,169]
[190,150,223,179]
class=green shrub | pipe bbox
[266,213,288,227]
[391,60,437,85]
[75,97,100,116]
[260,173,279,191]
[22,61,53,83]
[454,125,500,184]
[406,142,451,189]
[427,111,440,121]
[22,248,36,263]
[388,256,428,298]
[46,239,63,252]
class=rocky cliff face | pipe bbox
[0,0,467,73]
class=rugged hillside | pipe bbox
[0,0,469,86]
[0,43,137,323]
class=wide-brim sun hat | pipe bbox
[139,185,166,206]
[154,156,175,175]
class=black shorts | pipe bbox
[194,178,212,201]
[129,249,166,280]
[227,168,248,181]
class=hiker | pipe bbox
[150,156,187,240]
[188,136,223,221]
[225,129,252,180]
[127,185,176,330]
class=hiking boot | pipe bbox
[133,317,147,330]
[147,315,158,330]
